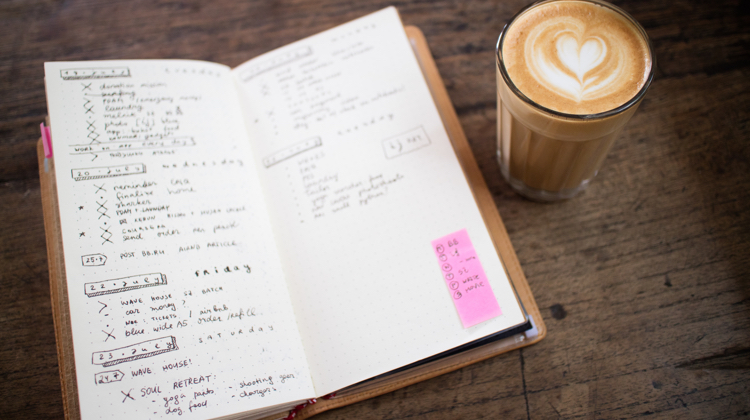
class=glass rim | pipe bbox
[495,0,656,121]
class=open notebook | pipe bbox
[39,7,545,420]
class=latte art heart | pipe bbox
[502,2,651,114]
[556,35,605,94]
[527,20,626,103]
[558,35,604,79]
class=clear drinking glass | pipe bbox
[496,0,655,201]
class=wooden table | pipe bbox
[1,0,748,418]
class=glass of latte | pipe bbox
[496,0,654,201]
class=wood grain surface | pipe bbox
[1,0,748,419]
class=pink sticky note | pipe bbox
[432,229,501,328]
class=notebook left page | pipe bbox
[44,60,315,419]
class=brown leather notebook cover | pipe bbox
[37,25,545,420]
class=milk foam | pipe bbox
[502,1,651,115]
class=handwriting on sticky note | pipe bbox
[432,229,502,328]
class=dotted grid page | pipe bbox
[232,7,527,395]
[44,60,315,419]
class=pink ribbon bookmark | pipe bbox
[40,123,53,158]
[432,229,502,328]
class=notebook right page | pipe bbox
[232,7,527,395]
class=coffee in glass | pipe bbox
[496,0,654,200]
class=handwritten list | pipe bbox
[45,60,315,419]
